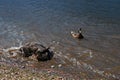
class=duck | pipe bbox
[71,28,84,39]
[19,42,54,61]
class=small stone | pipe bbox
[11,72,14,75]
[51,47,55,50]
[58,77,63,80]
[21,66,25,69]
[51,65,55,68]
[33,78,36,80]
[52,41,56,43]
[112,75,116,78]
[58,64,62,68]
[56,42,60,44]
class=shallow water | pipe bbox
[0,0,120,79]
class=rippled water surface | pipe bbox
[0,0,120,79]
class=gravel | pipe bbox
[0,64,74,80]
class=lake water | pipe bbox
[0,0,120,79]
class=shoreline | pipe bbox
[0,61,75,80]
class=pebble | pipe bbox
[51,65,55,68]
[32,78,36,80]
[89,51,93,58]
[21,66,25,69]
[0,51,3,54]
[11,72,14,75]
[52,41,56,43]
[56,42,60,44]
[58,77,63,80]
[112,75,116,78]
[58,64,62,68]
[51,47,55,50]
[54,52,57,54]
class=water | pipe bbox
[0,0,120,79]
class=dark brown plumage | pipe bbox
[19,42,54,61]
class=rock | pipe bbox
[58,64,62,68]
[11,72,14,75]
[21,66,25,69]
[51,65,55,68]
[56,42,60,44]
[89,51,93,58]
[52,41,56,43]
[0,51,3,54]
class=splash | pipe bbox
[0,41,23,58]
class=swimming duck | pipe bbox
[71,28,84,39]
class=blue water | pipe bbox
[0,0,120,79]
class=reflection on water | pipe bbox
[0,0,120,79]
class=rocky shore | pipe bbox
[0,62,75,80]
[0,42,75,80]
